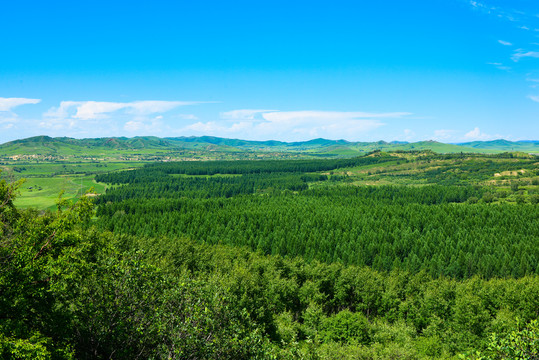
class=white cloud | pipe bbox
[468,1,520,22]
[41,99,207,134]
[184,120,256,134]
[498,40,512,46]
[464,127,492,140]
[261,110,410,123]
[0,98,40,131]
[127,101,201,115]
[220,109,278,120]
[185,121,224,133]
[0,97,41,111]
[465,127,481,138]
[74,101,127,120]
[528,95,539,102]
[123,114,168,133]
[181,109,411,141]
[526,79,539,87]
[469,1,488,10]
[0,115,19,124]
[44,100,201,121]
[511,49,539,62]
[124,121,145,132]
[176,114,198,120]
[403,129,414,138]
[433,129,456,141]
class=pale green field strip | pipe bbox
[5,161,145,177]
[3,161,144,209]
[15,176,107,210]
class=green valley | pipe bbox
[1,137,538,359]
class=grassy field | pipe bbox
[1,161,145,209]
[5,162,144,177]
[3,151,538,209]
[15,176,107,210]
[326,153,539,204]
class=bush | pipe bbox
[321,310,370,345]
[463,319,539,359]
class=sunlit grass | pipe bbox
[15,175,107,210]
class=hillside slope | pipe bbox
[1,135,537,159]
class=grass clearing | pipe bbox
[15,175,108,210]
[5,161,145,177]
[1,161,144,209]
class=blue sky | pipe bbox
[1,0,538,143]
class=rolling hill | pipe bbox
[1,135,538,160]
[457,139,539,153]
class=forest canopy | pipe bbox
[1,151,538,359]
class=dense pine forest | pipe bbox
[1,151,539,359]
[96,152,539,279]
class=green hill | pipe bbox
[0,136,181,157]
[1,135,538,160]
[457,139,539,153]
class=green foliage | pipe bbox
[97,184,537,278]
[3,153,539,359]
[320,310,370,344]
[93,155,539,279]
[0,177,274,359]
[134,234,539,359]
[0,333,71,360]
[462,319,539,359]
[95,154,398,184]
[0,172,24,235]
[0,188,96,359]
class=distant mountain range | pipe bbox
[1,135,538,158]
[455,139,539,152]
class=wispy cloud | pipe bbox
[433,129,457,141]
[0,98,41,132]
[221,109,278,120]
[487,62,511,70]
[38,99,211,138]
[44,100,204,121]
[527,95,539,102]
[468,1,520,22]
[467,1,539,34]
[511,49,539,62]
[525,78,539,88]
[176,114,198,120]
[262,110,410,122]
[464,127,492,140]
[402,129,415,141]
[182,109,411,141]
[468,2,539,103]
[0,97,41,111]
